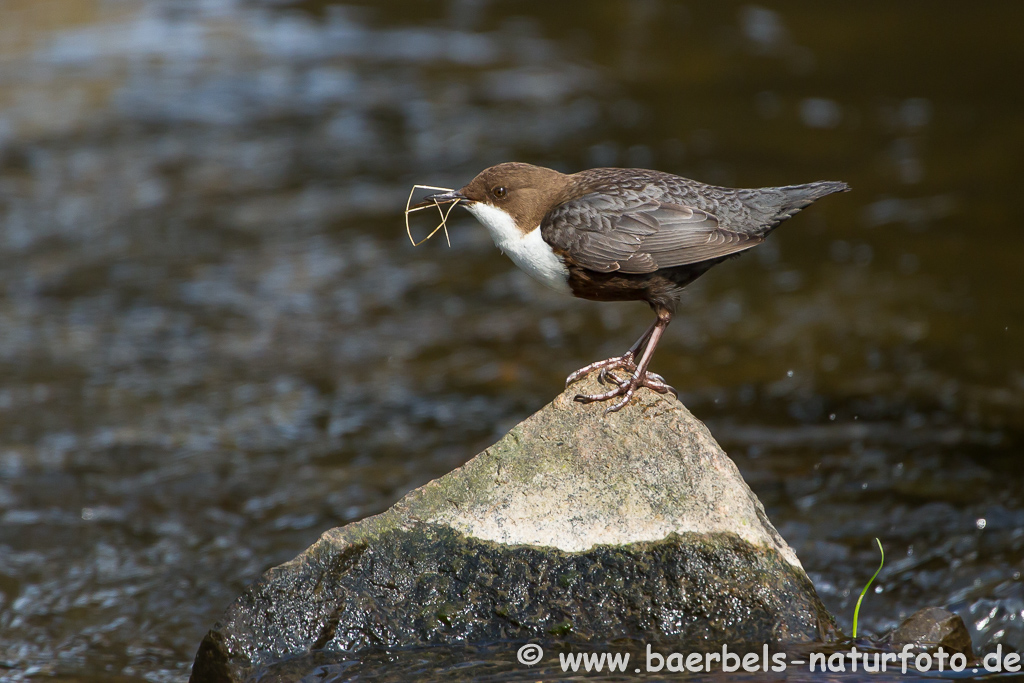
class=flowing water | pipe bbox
[0,1,1022,680]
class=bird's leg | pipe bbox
[565,319,657,387]
[595,323,656,384]
[574,307,677,413]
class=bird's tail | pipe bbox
[771,181,850,223]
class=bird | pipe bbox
[413,163,848,412]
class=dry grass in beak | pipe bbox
[405,185,461,247]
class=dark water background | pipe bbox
[1,1,1022,680]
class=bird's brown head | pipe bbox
[420,162,573,233]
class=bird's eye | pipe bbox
[492,186,508,199]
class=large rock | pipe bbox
[191,374,837,682]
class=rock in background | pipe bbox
[191,376,837,682]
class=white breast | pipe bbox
[466,202,571,294]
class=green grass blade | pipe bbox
[852,538,884,639]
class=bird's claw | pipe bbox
[642,373,678,398]
[597,366,626,385]
[573,370,678,413]
[600,367,669,387]
[565,353,637,387]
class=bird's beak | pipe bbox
[410,189,469,210]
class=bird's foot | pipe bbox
[564,353,637,387]
[574,369,678,413]
[599,367,671,387]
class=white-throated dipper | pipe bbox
[413,163,848,412]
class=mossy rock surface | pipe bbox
[191,375,837,682]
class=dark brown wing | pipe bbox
[540,192,763,274]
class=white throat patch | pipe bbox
[466,202,571,294]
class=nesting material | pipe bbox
[404,185,460,247]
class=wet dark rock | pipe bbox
[190,375,837,682]
[890,607,973,657]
